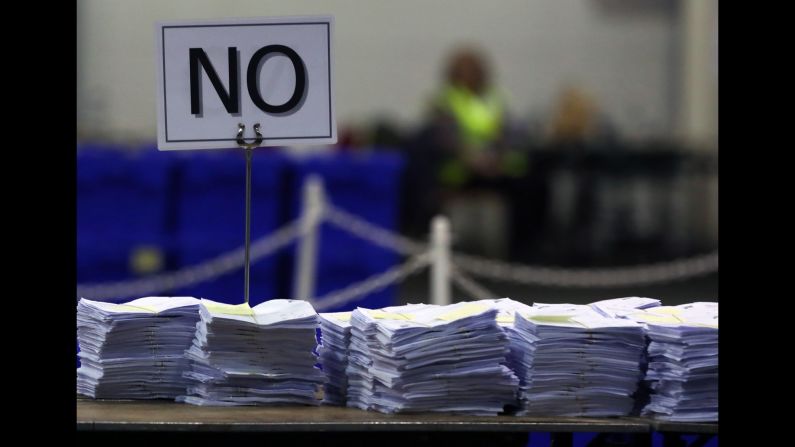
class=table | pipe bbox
[77,399,716,447]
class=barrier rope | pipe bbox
[77,202,718,303]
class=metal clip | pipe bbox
[236,123,263,149]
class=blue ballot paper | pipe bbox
[479,298,535,413]
[318,311,353,405]
[628,303,718,422]
[345,302,519,415]
[589,297,662,319]
[77,294,717,419]
[588,297,664,415]
[76,296,201,399]
[177,299,325,406]
[512,305,646,417]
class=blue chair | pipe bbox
[77,146,176,293]
[288,151,405,311]
[175,243,281,306]
[173,149,289,304]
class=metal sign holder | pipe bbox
[235,123,263,304]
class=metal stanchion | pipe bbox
[235,123,263,304]
[293,175,325,301]
[430,215,451,306]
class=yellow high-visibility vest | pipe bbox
[440,85,504,150]
[436,85,507,186]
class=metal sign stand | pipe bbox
[236,123,263,304]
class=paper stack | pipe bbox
[178,299,325,406]
[513,304,646,416]
[318,311,353,405]
[76,296,201,399]
[346,302,519,415]
[345,303,431,411]
[589,297,661,319]
[633,303,718,422]
[482,298,536,413]
[589,297,662,414]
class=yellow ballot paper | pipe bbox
[326,311,352,322]
[496,314,515,324]
[436,302,489,321]
[110,304,159,313]
[630,312,682,324]
[646,307,683,316]
[528,315,576,324]
[369,309,414,320]
[203,301,254,317]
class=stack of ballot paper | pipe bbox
[482,298,536,413]
[76,296,201,399]
[177,299,325,406]
[318,312,353,405]
[346,302,519,415]
[589,297,661,319]
[513,304,646,417]
[345,303,431,411]
[589,297,662,414]
[631,303,718,422]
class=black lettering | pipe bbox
[189,47,239,115]
[247,45,306,114]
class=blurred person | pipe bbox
[543,85,618,265]
[403,46,528,259]
[430,46,525,186]
[546,84,616,146]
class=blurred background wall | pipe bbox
[77,0,716,147]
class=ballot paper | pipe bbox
[346,302,519,415]
[589,297,662,319]
[76,296,201,399]
[482,298,535,327]
[480,298,535,413]
[318,312,353,405]
[177,299,325,406]
[588,296,663,414]
[513,305,646,417]
[630,303,718,422]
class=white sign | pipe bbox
[155,16,336,150]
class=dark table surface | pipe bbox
[76,399,714,434]
[646,419,719,434]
